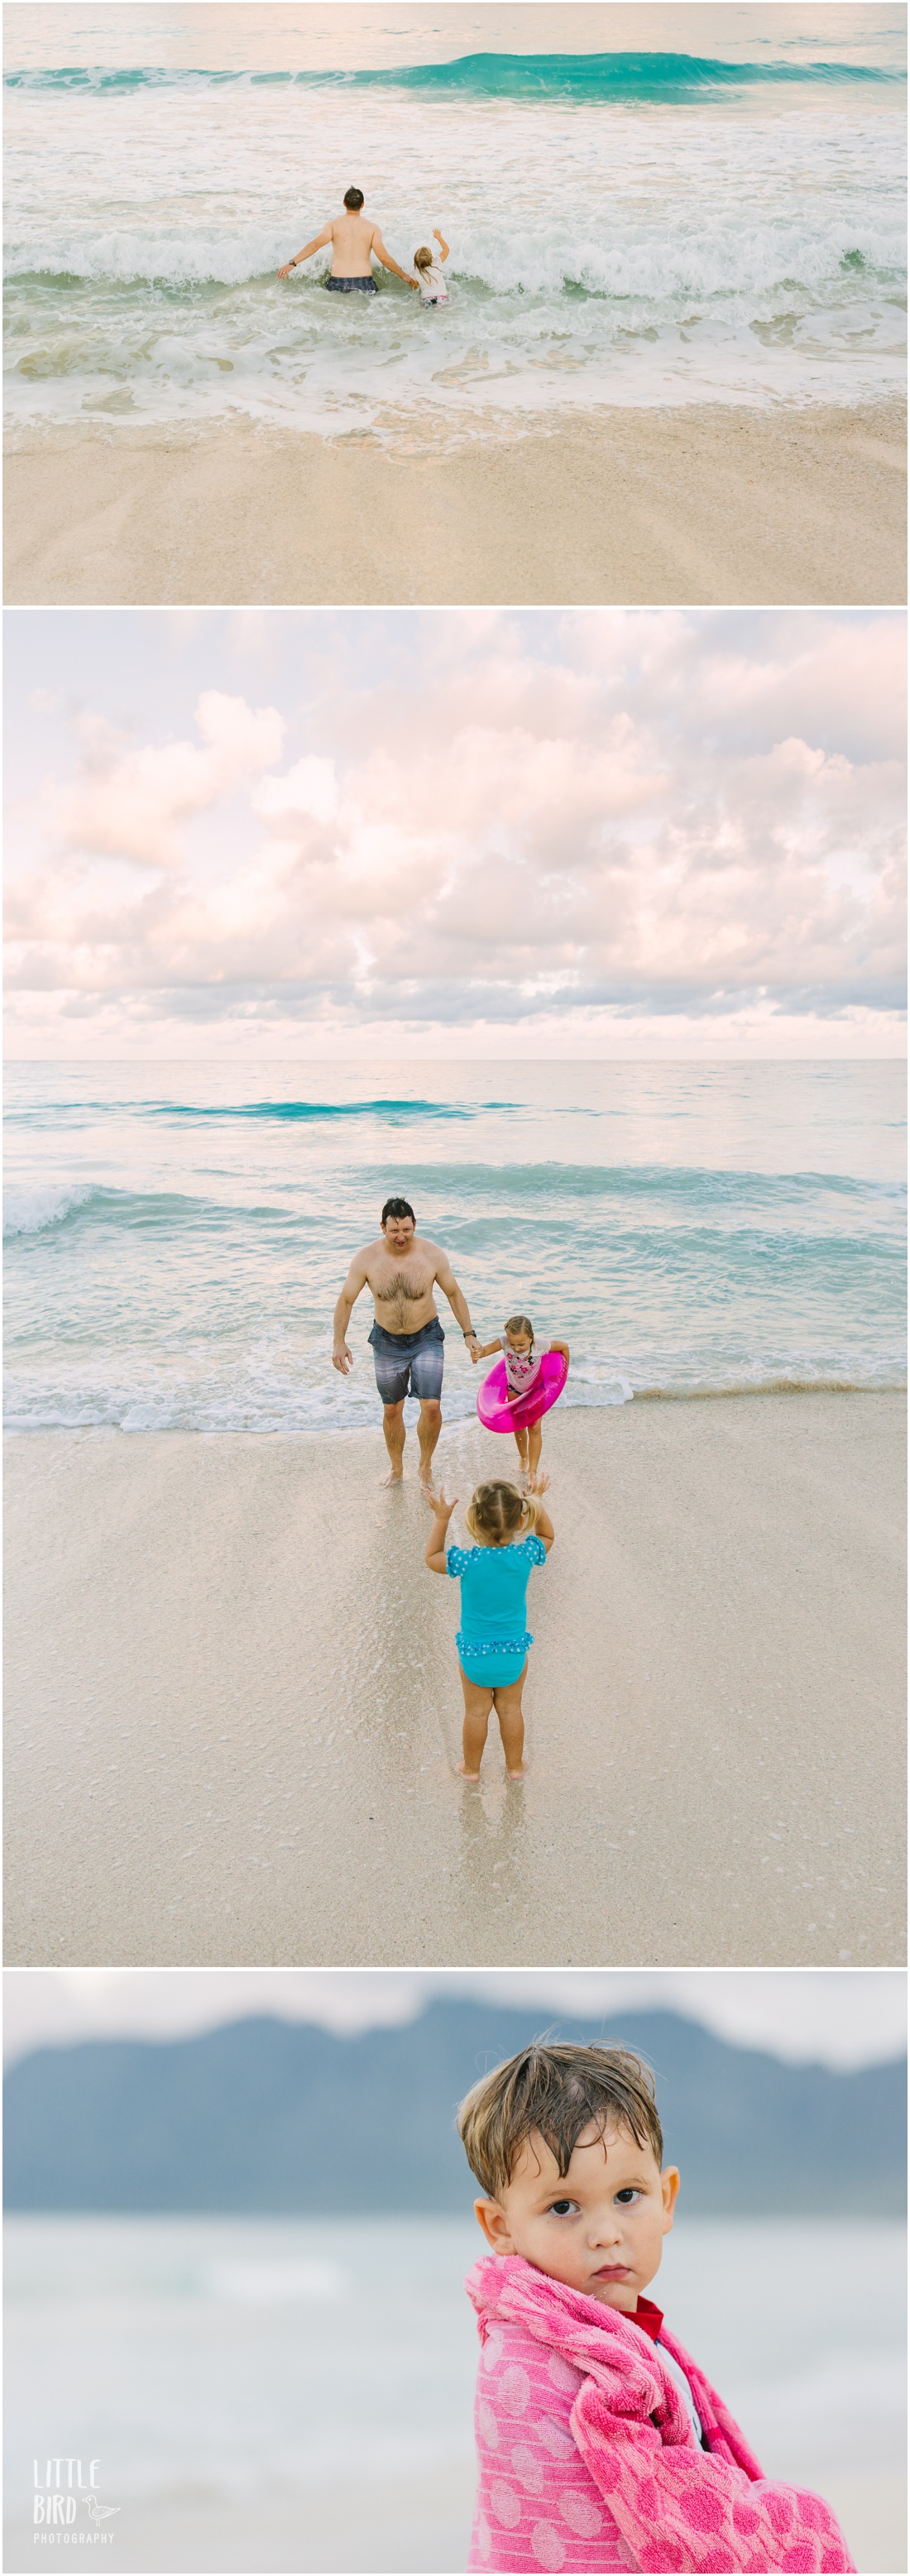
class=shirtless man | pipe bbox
[332,1197,478,1486]
[278,184,419,294]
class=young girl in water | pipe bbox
[424,1474,553,1782]
[413,227,450,303]
[474,1314,570,1482]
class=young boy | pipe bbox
[458,2041,854,2574]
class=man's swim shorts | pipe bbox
[326,275,378,293]
[369,1315,444,1405]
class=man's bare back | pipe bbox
[326,212,382,277]
[278,198,418,288]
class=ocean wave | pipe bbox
[3,1180,97,1238]
[4,1096,512,1124]
[373,1159,908,1209]
[2,1183,245,1239]
[5,54,902,100]
[6,218,903,296]
[146,1097,505,1123]
[3,1164,903,1245]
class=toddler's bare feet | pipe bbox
[456,1761,481,1782]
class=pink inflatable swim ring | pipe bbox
[477,1350,568,1434]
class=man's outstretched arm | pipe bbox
[371,228,420,287]
[278,222,333,280]
[332,1253,369,1373]
[434,1250,478,1356]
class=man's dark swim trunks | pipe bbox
[326,275,378,293]
[369,1316,444,1405]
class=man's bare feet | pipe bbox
[380,1465,404,1485]
[456,1761,481,1782]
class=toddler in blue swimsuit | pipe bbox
[424,1475,554,1781]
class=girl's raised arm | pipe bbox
[433,227,451,262]
[424,1484,458,1573]
[474,1336,502,1361]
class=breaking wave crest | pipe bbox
[5,53,902,99]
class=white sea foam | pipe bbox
[2,1178,96,1238]
[4,77,905,436]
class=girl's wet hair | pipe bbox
[414,245,433,270]
[457,2040,663,2198]
[505,1313,535,1346]
[465,1479,539,1544]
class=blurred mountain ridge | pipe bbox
[3,2001,905,2214]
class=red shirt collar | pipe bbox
[630,2295,665,2342]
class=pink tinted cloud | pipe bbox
[5,627,905,1038]
[55,692,285,871]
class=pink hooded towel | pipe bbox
[467,2256,855,2575]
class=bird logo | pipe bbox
[86,2497,121,2526]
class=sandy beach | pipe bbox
[4,401,906,606]
[4,1391,904,1969]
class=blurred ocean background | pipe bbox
[4,2213,906,2571]
[4,3,906,444]
[3,1060,906,1435]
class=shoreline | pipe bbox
[4,399,906,606]
[3,1376,907,1441]
[4,1392,904,1970]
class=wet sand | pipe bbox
[4,400,906,606]
[4,1391,904,1970]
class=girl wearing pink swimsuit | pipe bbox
[473,1314,571,1482]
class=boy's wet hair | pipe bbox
[505,1313,534,1346]
[414,245,433,270]
[457,2039,663,2196]
[464,1478,538,1545]
[344,186,365,210]
[381,1196,415,1227]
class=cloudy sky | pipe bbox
[3,1969,905,2071]
[5,608,905,1060]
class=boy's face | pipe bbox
[474,2120,679,2313]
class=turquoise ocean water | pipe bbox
[3,1061,905,1434]
[4,5,906,441]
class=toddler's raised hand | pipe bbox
[527,1471,551,1496]
[424,1484,457,1518]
